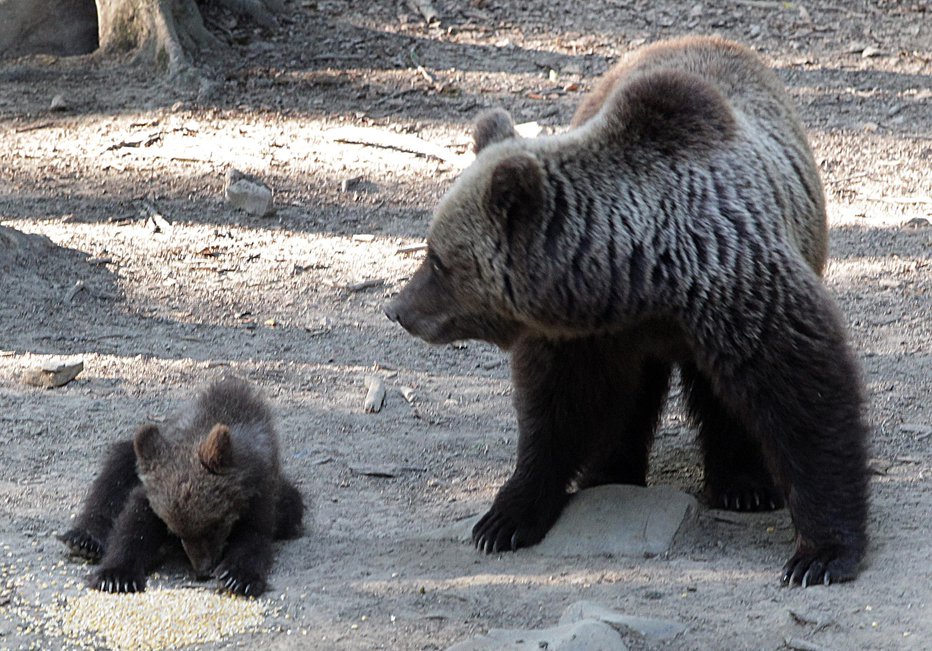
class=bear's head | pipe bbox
[384,110,546,350]
[134,423,253,577]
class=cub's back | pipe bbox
[176,377,279,469]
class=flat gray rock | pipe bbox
[429,485,696,558]
[560,601,687,641]
[445,619,627,651]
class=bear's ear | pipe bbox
[487,152,546,230]
[602,69,735,152]
[198,423,231,475]
[133,424,166,468]
[473,108,518,153]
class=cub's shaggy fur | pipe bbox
[60,377,303,596]
[385,36,869,586]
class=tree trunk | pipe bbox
[95,0,220,75]
[1,0,284,76]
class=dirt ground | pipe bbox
[0,0,930,649]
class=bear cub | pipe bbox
[60,377,304,596]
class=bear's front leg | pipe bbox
[214,498,276,596]
[89,486,169,593]
[473,335,627,553]
[60,440,140,561]
[698,277,869,586]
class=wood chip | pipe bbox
[23,361,84,388]
[396,243,428,255]
[364,375,386,413]
[64,280,86,302]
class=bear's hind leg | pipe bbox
[473,335,629,553]
[576,356,671,489]
[274,480,305,540]
[682,364,784,512]
[60,439,140,561]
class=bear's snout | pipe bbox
[383,300,403,327]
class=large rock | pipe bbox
[429,485,697,558]
[446,619,627,651]
[0,0,98,58]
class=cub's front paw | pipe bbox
[59,529,105,562]
[89,565,145,593]
[214,562,267,597]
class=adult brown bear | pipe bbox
[385,36,869,587]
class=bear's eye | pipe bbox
[428,251,448,276]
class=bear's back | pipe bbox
[570,36,826,274]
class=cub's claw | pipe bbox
[214,564,266,597]
[58,529,105,562]
[89,567,145,593]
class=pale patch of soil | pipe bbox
[0,1,930,649]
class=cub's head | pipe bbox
[384,109,546,350]
[134,423,253,577]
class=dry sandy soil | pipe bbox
[0,1,930,649]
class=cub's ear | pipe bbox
[473,108,518,153]
[133,424,166,468]
[198,423,232,475]
[487,152,546,229]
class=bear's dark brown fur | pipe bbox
[59,377,304,596]
[385,36,869,586]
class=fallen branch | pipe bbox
[867,195,932,205]
[327,126,471,167]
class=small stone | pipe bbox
[49,94,69,111]
[341,176,362,192]
[23,361,84,389]
[861,46,882,58]
[224,169,274,216]
[903,217,930,229]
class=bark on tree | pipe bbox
[95,0,284,75]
